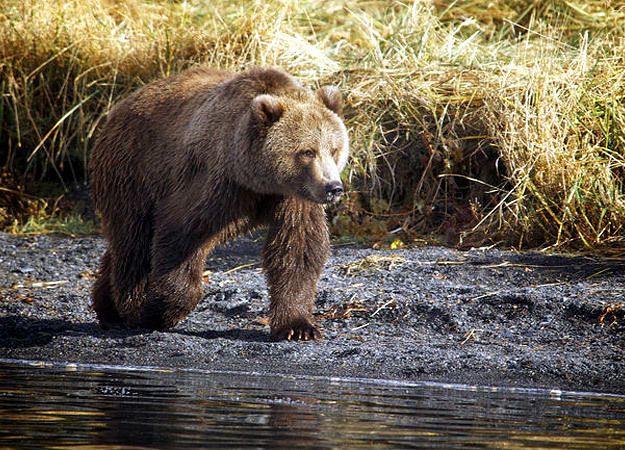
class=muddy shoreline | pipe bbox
[0,232,623,394]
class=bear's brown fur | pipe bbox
[89,67,349,340]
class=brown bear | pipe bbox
[89,67,349,340]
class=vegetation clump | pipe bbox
[1,0,623,251]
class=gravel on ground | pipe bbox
[1,232,623,394]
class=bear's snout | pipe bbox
[325,181,344,202]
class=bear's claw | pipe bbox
[273,322,321,341]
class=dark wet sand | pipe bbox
[1,233,623,394]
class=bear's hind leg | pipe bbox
[97,214,153,329]
[92,250,123,329]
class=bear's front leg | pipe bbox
[262,197,330,341]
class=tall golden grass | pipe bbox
[1,0,624,250]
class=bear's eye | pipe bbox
[301,149,316,159]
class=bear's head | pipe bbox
[242,86,349,204]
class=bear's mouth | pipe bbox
[324,190,343,203]
[323,181,344,203]
[296,184,344,204]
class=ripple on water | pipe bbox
[1,359,624,450]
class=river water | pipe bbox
[1,359,624,449]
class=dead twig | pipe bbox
[459,328,482,345]
[371,298,396,317]
[12,280,69,289]
[203,262,260,278]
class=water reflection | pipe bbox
[1,360,624,449]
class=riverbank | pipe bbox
[0,233,623,394]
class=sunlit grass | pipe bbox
[1,0,623,250]
[9,212,96,236]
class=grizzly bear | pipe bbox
[89,67,349,340]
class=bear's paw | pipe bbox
[272,319,321,341]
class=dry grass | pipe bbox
[1,0,624,250]
[338,254,407,276]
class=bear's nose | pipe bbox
[325,181,344,200]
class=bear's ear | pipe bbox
[316,85,343,116]
[252,94,284,124]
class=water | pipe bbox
[1,360,624,450]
